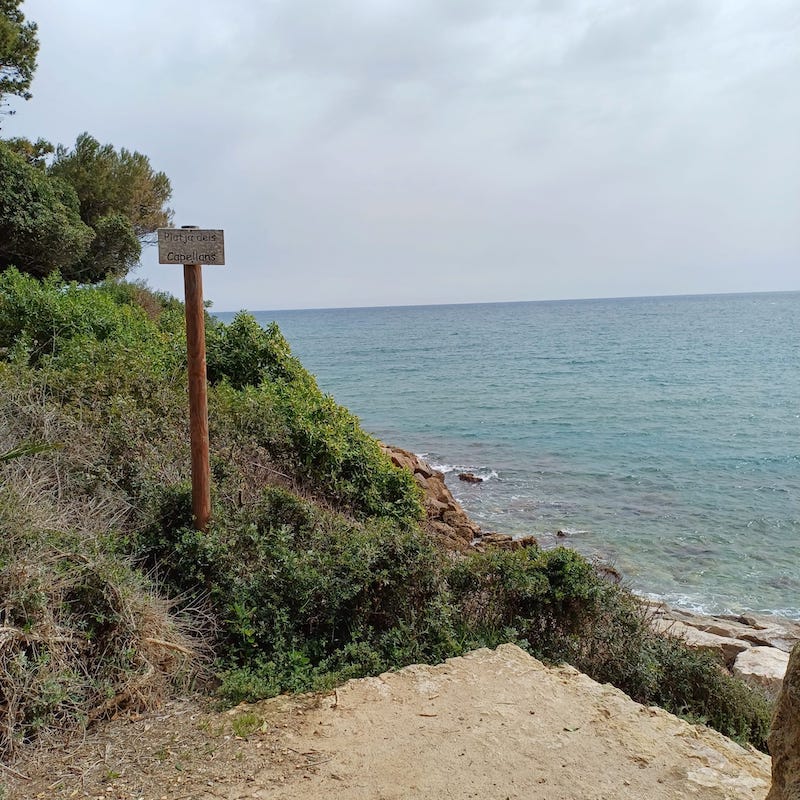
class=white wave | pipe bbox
[638,591,800,620]
[553,528,589,536]
[414,452,500,482]
[476,469,499,482]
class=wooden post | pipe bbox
[182,227,211,532]
[157,224,224,532]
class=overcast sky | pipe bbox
[6,0,800,310]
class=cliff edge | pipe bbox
[13,644,771,799]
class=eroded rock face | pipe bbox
[381,444,480,552]
[382,445,540,554]
[768,642,800,800]
[648,602,799,694]
[734,646,791,698]
[649,618,749,668]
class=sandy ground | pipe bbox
[9,644,771,800]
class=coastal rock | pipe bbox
[381,444,480,552]
[458,471,483,484]
[646,603,800,694]
[15,643,772,799]
[768,643,800,800]
[729,615,800,653]
[733,646,790,697]
[662,608,800,654]
[650,618,749,667]
[473,532,538,552]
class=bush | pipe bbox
[448,546,773,750]
[0,268,179,373]
[0,272,422,526]
[0,455,199,757]
[137,485,456,703]
[207,314,423,524]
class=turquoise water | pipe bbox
[217,293,800,618]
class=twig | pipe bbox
[144,637,194,657]
[1,762,31,781]
[88,664,156,722]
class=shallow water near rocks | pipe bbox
[218,292,800,618]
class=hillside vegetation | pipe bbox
[0,270,773,759]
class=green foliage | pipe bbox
[0,0,39,119]
[0,130,171,282]
[0,439,55,463]
[49,132,173,238]
[207,313,423,524]
[31,132,173,281]
[0,270,773,754]
[70,212,141,282]
[0,271,421,524]
[1,6,167,283]
[447,546,773,750]
[3,136,53,169]
[139,485,455,695]
[0,268,178,374]
[206,313,307,389]
[231,711,263,738]
[0,143,94,277]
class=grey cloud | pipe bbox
[7,0,799,310]
[569,1,708,68]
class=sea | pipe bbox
[216,292,800,619]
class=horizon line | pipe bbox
[211,287,800,316]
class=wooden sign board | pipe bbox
[157,228,225,265]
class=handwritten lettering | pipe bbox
[157,229,225,265]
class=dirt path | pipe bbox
[10,644,770,800]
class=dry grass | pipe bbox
[0,381,206,760]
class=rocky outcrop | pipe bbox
[471,531,538,552]
[381,445,480,552]
[768,643,800,800]
[457,471,483,483]
[383,443,800,697]
[649,617,749,667]
[649,603,800,693]
[382,445,541,554]
[650,606,800,654]
[11,643,774,799]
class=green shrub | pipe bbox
[138,485,456,703]
[0,268,181,378]
[0,272,422,526]
[447,546,773,750]
[206,313,306,389]
[207,318,423,524]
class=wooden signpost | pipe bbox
[157,226,225,532]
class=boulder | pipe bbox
[458,472,483,484]
[650,618,749,668]
[733,646,790,698]
[730,615,800,653]
[767,642,800,800]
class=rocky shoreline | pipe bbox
[648,603,799,697]
[382,443,800,695]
